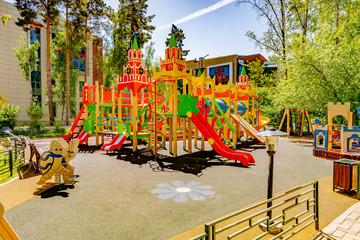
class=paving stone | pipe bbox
[333,229,346,238]
[349,223,360,234]
[340,219,357,230]
[323,224,338,235]
[343,234,356,240]
[349,211,360,220]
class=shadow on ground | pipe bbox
[112,147,250,176]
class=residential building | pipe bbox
[0,0,103,122]
[185,53,277,85]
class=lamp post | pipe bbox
[256,127,288,219]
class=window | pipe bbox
[79,82,85,109]
[30,27,41,103]
[31,72,41,103]
[209,65,230,85]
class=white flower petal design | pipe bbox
[184,181,202,187]
[151,181,215,202]
[194,190,215,196]
[173,193,188,202]
[188,192,206,201]
[158,192,178,200]
[172,180,185,187]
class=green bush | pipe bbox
[26,101,46,133]
[0,104,20,129]
[51,117,64,133]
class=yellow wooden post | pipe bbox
[148,85,153,150]
[201,80,205,151]
[306,110,314,134]
[173,76,178,157]
[111,84,115,133]
[95,81,99,146]
[84,83,89,145]
[301,109,305,136]
[141,88,145,129]
[287,109,290,134]
[279,109,287,131]
[328,111,333,151]
[133,91,138,152]
[118,90,122,134]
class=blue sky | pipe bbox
[108,0,269,61]
[5,0,269,61]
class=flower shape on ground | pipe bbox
[151,180,215,202]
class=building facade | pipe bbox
[0,0,102,122]
[186,53,276,85]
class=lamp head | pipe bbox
[256,127,288,153]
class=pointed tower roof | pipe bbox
[169,32,177,48]
[131,36,139,50]
[197,69,202,77]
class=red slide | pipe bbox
[62,105,85,140]
[78,132,91,144]
[100,134,127,152]
[190,112,255,166]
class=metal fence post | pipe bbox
[315,181,319,230]
[15,141,17,162]
[205,223,210,240]
[9,150,13,176]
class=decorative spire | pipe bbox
[169,24,177,48]
[131,26,139,50]
[197,69,202,77]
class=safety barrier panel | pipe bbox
[191,181,319,240]
[0,140,25,177]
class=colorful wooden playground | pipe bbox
[61,28,269,167]
[1,27,359,240]
[314,102,360,160]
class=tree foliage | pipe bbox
[275,1,360,116]
[51,28,84,119]
[111,0,155,75]
[239,0,360,124]
[15,0,61,125]
[13,32,40,83]
[165,26,190,59]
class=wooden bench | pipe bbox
[23,136,50,173]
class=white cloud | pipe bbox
[157,0,235,30]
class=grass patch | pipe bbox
[0,128,69,140]
[0,163,29,185]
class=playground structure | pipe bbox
[62,28,270,166]
[279,109,313,136]
[313,102,360,160]
[37,138,79,186]
[0,202,19,240]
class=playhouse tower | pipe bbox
[118,31,152,151]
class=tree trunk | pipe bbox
[46,16,55,125]
[84,18,88,84]
[66,3,70,125]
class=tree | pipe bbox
[13,32,40,104]
[237,0,288,78]
[51,26,84,121]
[15,0,61,125]
[165,25,190,59]
[1,14,11,25]
[111,0,155,75]
[275,1,360,119]
[73,0,109,84]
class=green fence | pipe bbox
[191,181,319,240]
[0,139,25,177]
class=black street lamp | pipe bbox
[256,127,288,219]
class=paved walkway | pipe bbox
[1,137,358,239]
[320,202,360,239]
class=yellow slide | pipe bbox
[0,203,19,240]
[258,115,270,129]
[231,114,266,144]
